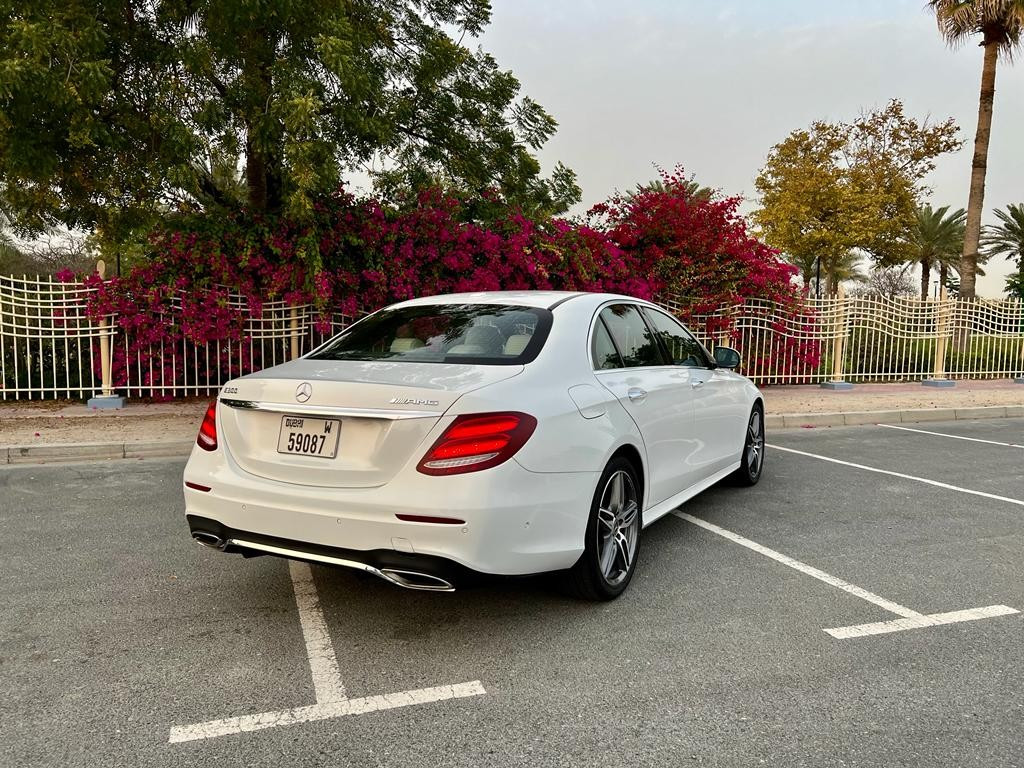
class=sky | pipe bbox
[478,0,1024,297]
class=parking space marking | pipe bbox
[169,562,486,743]
[290,562,347,703]
[674,512,922,617]
[824,605,1019,639]
[674,512,1019,639]
[168,682,486,743]
[770,445,1024,508]
[877,423,1023,449]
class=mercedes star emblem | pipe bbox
[295,382,312,403]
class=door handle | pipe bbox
[691,379,706,389]
[627,387,647,403]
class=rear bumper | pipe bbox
[183,444,597,577]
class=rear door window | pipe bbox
[598,305,666,368]
[309,304,552,365]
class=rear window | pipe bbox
[308,304,553,365]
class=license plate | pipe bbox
[277,416,341,458]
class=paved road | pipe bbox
[2,418,1022,767]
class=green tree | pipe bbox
[928,0,1024,300]
[909,205,966,299]
[983,203,1024,299]
[0,0,579,243]
[754,100,961,294]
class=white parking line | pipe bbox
[289,562,347,703]
[674,512,921,618]
[673,511,1019,640]
[169,562,485,743]
[770,445,1024,508]
[169,682,486,743]
[824,605,1019,640]
[877,423,1024,449]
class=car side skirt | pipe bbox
[642,461,741,527]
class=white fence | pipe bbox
[671,293,1024,385]
[2,273,1024,400]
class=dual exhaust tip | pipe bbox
[191,532,455,592]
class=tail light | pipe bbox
[417,412,537,476]
[196,401,218,451]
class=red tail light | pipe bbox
[196,401,218,451]
[417,412,537,476]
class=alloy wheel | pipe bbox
[595,470,640,586]
[747,409,764,477]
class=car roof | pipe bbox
[390,291,656,311]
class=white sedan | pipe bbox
[184,291,764,600]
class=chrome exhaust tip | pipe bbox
[380,569,456,592]
[192,531,226,550]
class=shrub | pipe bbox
[63,177,809,394]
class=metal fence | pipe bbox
[3,273,1024,400]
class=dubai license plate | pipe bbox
[277,416,341,458]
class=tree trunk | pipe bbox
[940,261,949,288]
[246,136,268,212]
[242,30,283,214]
[960,38,999,301]
[920,257,931,300]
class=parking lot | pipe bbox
[2,416,1022,767]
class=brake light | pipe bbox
[196,401,218,451]
[417,412,537,475]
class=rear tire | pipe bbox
[730,403,765,487]
[564,457,642,601]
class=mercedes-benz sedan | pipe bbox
[184,291,764,600]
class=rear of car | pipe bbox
[183,297,596,589]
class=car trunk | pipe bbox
[218,358,522,488]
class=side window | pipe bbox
[591,319,623,370]
[598,305,666,368]
[643,309,710,368]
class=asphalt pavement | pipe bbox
[1,418,1022,767]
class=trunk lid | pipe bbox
[218,358,521,488]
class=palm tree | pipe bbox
[824,251,868,295]
[927,1,1024,299]
[625,178,713,203]
[909,205,966,299]
[983,203,1024,298]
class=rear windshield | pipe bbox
[308,304,553,365]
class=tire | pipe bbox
[730,403,765,487]
[564,457,642,601]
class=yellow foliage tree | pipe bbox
[754,101,961,294]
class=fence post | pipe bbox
[86,259,126,409]
[820,282,853,390]
[923,285,955,388]
[289,305,300,360]
[1015,298,1024,384]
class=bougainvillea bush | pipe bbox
[65,170,813,395]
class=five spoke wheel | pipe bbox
[730,403,765,486]
[746,409,764,477]
[596,470,640,586]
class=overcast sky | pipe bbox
[479,0,1024,297]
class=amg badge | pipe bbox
[389,396,439,406]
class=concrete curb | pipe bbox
[3,440,194,465]
[2,404,1021,463]
[766,404,1023,431]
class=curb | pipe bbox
[765,404,1023,431]
[2,440,194,465]
[2,404,1021,463]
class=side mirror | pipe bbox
[713,346,741,370]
